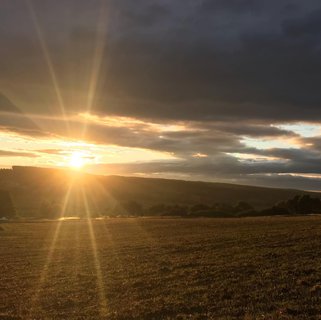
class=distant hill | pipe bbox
[0,166,319,218]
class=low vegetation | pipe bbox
[1,217,321,319]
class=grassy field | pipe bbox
[1,217,321,319]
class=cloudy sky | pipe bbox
[1,0,321,190]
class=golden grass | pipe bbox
[1,216,321,319]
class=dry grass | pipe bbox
[1,216,321,319]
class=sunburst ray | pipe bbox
[28,179,74,316]
[26,0,69,133]
[82,187,108,317]
[82,0,109,139]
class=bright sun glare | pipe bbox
[69,152,86,169]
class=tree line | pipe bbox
[1,190,321,219]
[101,195,321,217]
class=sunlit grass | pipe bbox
[82,187,108,317]
[3,217,321,319]
[26,0,69,133]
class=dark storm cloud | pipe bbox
[1,0,321,121]
[201,122,296,138]
[90,0,321,122]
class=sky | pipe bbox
[1,0,321,190]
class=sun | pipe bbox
[69,152,86,169]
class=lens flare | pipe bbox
[69,152,86,169]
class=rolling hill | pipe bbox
[0,166,319,217]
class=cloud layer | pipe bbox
[1,0,321,190]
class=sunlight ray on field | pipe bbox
[84,181,126,276]
[68,221,82,304]
[82,188,108,317]
[82,0,109,139]
[88,178,128,272]
[26,0,69,133]
[88,176,155,245]
[28,181,74,316]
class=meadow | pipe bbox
[1,216,321,319]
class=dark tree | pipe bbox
[164,205,188,216]
[147,204,167,216]
[0,190,15,218]
[38,200,61,219]
[123,201,143,216]
[277,195,321,215]
[212,203,234,213]
[234,201,254,214]
[189,203,210,214]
